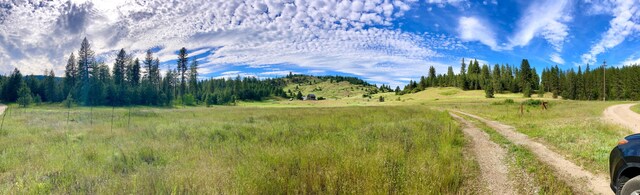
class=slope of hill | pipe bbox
[280,74,381,100]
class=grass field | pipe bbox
[0,87,632,193]
[0,104,476,194]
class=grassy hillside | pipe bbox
[280,75,380,100]
[0,104,476,194]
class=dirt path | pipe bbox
[454,111,611,195]
[450,113,517,194]
[603,103,640,133]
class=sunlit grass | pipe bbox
[0,104,475,194]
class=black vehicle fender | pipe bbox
[615,162,640,190]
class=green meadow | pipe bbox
[0,104,476,194]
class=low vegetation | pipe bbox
[0,104,474,194]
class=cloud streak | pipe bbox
[581,0,640,65]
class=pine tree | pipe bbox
[177,47,188,96]
[63,53,77,97]
[189,58,199,97]
[143,50,154,80]
[484,81,494,98]
[492,64,502,93]
[1,68,22,102]
[113,49,127,86]
[129,58,141,87]
[296,91,303,100]
[459,58,468,90]
[17,81,32,107]
[428,66,436,87]
[447,66,455,87]
[77,38,95,105]
[43,70,59,102]
[520,59,532,97]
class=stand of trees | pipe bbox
[401,58,640,101]
[0,38,287,107]
[401,58,539,98]
[541,64,640,100]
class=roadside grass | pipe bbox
[0,104,475,194]
[632,103,640,114]
[446,99,628,174]
[461,114,573,194]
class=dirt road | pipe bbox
[455,111,611,195]
[604,103,640,133]
[450,113,516,194]
[0,104,6,114]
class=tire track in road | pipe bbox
[450,113,517,195]
[454,111,611,195]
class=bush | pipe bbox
[522,99,543,106]
[183,94,196,106]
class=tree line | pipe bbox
[0,38,287,107]
[401,58,640,101]
[400,58,539,98]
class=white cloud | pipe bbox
[457,17,499,50]
[581,0,640,65]
[550,53,565,64]
[621,54,640,66]
[0,0,463,85]
[508,0,571,52]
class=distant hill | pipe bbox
[279,74,381,99]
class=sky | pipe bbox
[0,0,639,87]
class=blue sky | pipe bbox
[0,0,639,87]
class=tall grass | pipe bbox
[0,104,473,194]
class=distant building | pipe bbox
[305,94,317,100]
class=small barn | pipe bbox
[305,94,317,101]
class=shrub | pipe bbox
[183,94,196,106]
[522,99,543,106]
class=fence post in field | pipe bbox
[0,106,8,132]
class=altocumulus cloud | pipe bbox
[0,0,464,87]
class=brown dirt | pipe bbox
[603,103,640,133]
[450,113,517,194]
[455,111,611,195]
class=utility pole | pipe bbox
[603,60,607,101]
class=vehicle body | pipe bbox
[610,134,640,194]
